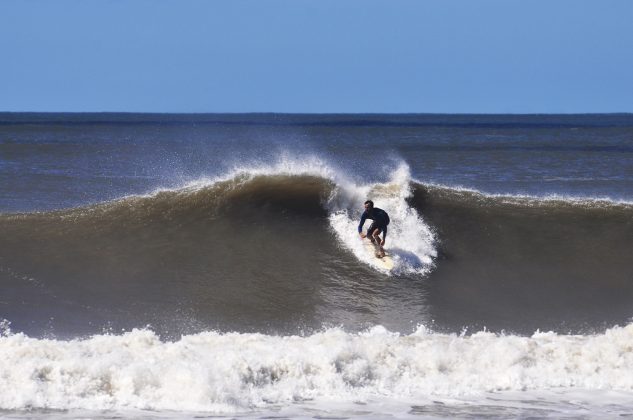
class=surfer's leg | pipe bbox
[367,223,378,243]
[371,228,385,258]
[372,227,385,257]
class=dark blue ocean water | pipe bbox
[2,113,632,212]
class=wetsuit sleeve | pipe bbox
[383,225,387,239]
[358,212,367,233]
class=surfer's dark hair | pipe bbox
[364,200,374,207]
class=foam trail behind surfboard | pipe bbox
[328,164,436,274]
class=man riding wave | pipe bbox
[358,200,390,258]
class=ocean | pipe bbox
[1,113,633,418]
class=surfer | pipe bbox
[358,200,390,258]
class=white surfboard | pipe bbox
[363,238,394,271]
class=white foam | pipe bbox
[328,164,436,274]
[2,324,633,413]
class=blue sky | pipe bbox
[1,0,632,113]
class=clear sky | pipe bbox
[1,0,632,113]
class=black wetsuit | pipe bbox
[358,207,390,239]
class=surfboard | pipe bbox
[363,239,394,271]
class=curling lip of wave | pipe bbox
[413,180,633,207]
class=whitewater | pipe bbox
[2,322,633,416]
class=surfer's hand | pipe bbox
[360,233,366,239]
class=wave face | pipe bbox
[0,166,438,338]
[408,183,633,333]
[2,163,633,338]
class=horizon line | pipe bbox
[2,111,633,116]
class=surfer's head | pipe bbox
[364,200,374,210]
